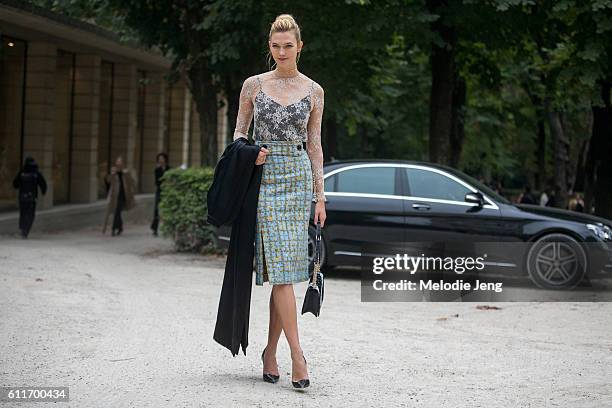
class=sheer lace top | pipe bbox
[233,71,325,203]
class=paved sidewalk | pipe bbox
[1,224,611,407]
[0,194,154,235]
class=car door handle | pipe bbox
[412,203,431,210]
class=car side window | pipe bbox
[324,175,336,192]
[336,166,396,195]
[405,168,471,202]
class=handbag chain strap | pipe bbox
[310,222,322,285]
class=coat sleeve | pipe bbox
[104,174,111,193]
[13,172,21,189]
[154,167,160,188]
[37,172,47,195]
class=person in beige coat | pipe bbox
[102,156,135,236]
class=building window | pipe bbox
[0,36,27,211]
[53,49,76,204]
[134,69,146,192]
[98,61,114,199]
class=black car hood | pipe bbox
[514,203,612,227]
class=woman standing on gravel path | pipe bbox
[232,14,326,390]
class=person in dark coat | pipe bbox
[151,152,170,236]
[103,156,135,236]
[518,185,537,204]
[208,136,263,357]
[12,156,47,238]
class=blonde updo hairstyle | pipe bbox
[266,14,302,70]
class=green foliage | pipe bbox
[26,0,612,206]
[158,167,217,253]
[26,0,141,44]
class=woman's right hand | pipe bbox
[255,147,269,165]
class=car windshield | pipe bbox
[440,166,512,205]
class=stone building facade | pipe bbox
[0,0,228,212]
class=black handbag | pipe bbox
[302,221,324,317]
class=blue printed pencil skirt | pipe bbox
[254,139,313,286]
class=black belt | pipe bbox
[261,142,307,151]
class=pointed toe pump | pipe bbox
[292,355,310,389]
[261,347,279,384]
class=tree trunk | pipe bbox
[584,138,596,214]
[591,80,612,219]
[522,81,546,191]
[449,74,466,168]
[573,138,588,193]
[325,112,338,161]
[546,106,570,209]
[187,62,218,167]
[226,85,240,143]
[535,118,546,191]
[427,0,456,165]
[359,125,369,158]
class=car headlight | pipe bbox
[586,223,612,241]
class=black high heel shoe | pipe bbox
[261,347,279,383]
[292,355,310,389]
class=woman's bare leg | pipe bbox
[263,290,282,375]
[271,283,308,381]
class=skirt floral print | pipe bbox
[254,139,313,286]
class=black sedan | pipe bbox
[214,159,612,289]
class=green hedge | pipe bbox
[158,166,220,253]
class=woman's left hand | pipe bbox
[314,200,326,228]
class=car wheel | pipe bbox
[308,225,327,271]
[526,233,587,290]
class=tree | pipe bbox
[103,0,266,167]
[562,0,612,217]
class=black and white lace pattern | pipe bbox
[253,81,311,142]
[233,71,326,202]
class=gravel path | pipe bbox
[1,224,611,407]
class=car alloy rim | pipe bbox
[534,241,578,285]
[308,234,315,264]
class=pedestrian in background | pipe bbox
[518,184,536,204]
[568,191,584,212]
[539,187,550,206]
[12,156,47,239]
[103,156,135,236]
[151,152,170,236]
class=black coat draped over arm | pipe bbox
[208,137,263,356]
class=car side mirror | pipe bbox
[465,191,484,206]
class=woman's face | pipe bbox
[269,31,302,67]
[115,158,123,169]
[158,155,166,166]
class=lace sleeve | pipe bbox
[233,76,259,141]
[306,82,325,203]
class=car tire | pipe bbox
[526,233,587,290]
[308,224,327,272]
